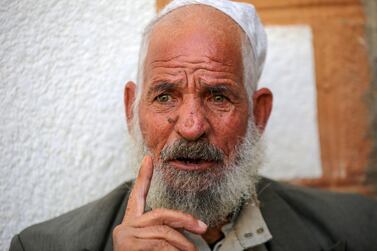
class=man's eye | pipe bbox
[212,95,226,103]
[156,94,172,103]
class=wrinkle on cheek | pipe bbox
[204,105,233,119]
[167,116,177,124]
[141,112,177,154]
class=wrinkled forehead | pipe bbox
[143,5,245,81]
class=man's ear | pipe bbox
[252,87,273,133]
[124,81,136,127]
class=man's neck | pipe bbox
[201,205,243,245]
[202,224,225,246]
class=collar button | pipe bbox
[256,227,264,234]
[244,232,253,238]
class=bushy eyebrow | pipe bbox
[203,84,230,94]
[146,82,242,100]
[202,84,241,99]
[147,82,176,97]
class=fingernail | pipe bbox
[198,220,207,230]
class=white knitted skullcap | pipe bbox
[158,0,267,85]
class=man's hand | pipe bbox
[113,156,208,251]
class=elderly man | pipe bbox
[9,0,377,251]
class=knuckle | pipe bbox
[156,225,173,235]
[186,213,196,222]
[185,214,197,225]
[187,241,197,251]
[112,225,132,240]
[183,238,197,251]
[152,208,165,216]
[181,241,196,251]
[112,225,123,237]
[156,240,170,249]
[151,208,169,223]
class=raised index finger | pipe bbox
[123,156,154,222]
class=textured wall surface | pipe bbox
[0,2,320,250]
[0,0,156,249]
[259,25,322,180]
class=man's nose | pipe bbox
[175,97,210,141]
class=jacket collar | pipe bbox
[257,178,345,251]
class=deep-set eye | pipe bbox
[156,94,172,103]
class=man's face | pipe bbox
[138,7,250,182]
[125,6,271,227]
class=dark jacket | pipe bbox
[9,178,377,251]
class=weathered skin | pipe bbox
[114,5,273,251]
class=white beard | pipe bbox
[126,115,264,227]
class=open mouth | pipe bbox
[168,157,218,171]
[175,157,207,164]
[160,140,224,171]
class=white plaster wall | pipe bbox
[0,2,321,249]
[259,26,322,180]
[0,1,156,249]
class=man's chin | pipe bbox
[146,172,244,228]
[156,163,226,192]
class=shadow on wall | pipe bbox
[364,0,377,197]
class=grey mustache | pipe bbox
[160,139,224,163]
